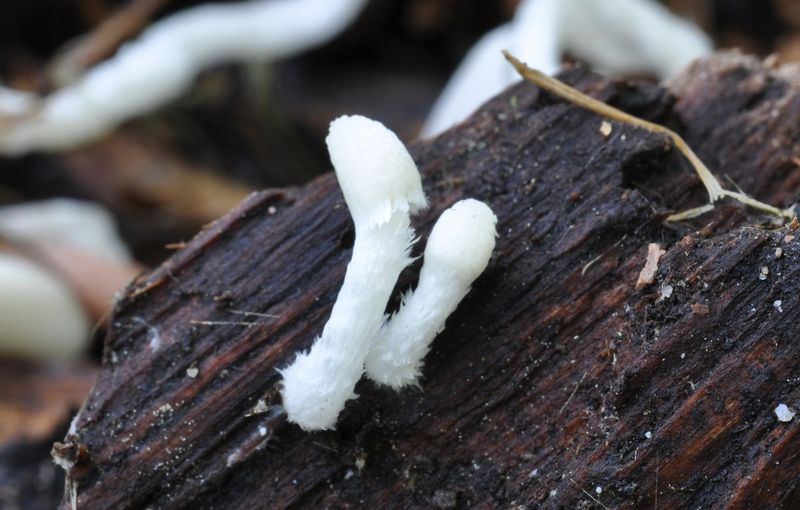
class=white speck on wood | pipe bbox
[657,283,673,302]
[775,404,795,422]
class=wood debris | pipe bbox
[636,243,666,289]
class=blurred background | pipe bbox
[0,0,796,508]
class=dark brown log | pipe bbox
[57,51,800,509]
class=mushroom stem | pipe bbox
[280,215,416,430]
[365,199,497,389]
[280,115,426,430]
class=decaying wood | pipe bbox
[635,243,665,290]
[58,51,800,509]
[504,50,795,221]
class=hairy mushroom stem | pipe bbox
[365,199,497,389]
[279,115,427,431]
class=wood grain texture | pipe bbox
[58,51,800,509]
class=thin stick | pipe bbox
[655,452,660,510]
[661,204,714,222]
[502,51,795,222]
[190,320,255,327]
[568,478,611,510]
[228,309,280,319]
[557,371,587,417]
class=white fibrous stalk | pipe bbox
[365,199,497,389]
[422,0,711,137]
[279,115,427,431]
[0,0,367,155]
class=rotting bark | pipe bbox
[57,51,800,509]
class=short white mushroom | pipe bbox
[365,199,497,389]
[0,0,368,155]
[279,115,427,430]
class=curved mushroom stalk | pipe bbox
[0,0,368,155]
[365,199,497,389]
[280,115,426,431]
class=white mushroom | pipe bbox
[0,199,139,359]
[0,86,37,117]
[279,115,427,430]
[0,252,89,360]
[0,0,368,155]
[561,0,711,79]
[0,198,131,263]
[422,0,711,137]
[364,199,497,388]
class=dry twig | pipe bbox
[503,51,796,223]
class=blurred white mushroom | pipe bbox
[0,199,140,359]
[421,0,563,138]
[561,0,711,78]
[0,252,89,360]
[423,0,712,137]
[0,198,131,263]
[0,0,368,155]
[0,86,38,118]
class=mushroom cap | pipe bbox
[424,198,497,283]
[0,198,131,263]
[326,115,427,228]
[0,253,89,360]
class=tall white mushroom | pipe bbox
[365,199,497,389]
[279,115,427,431]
